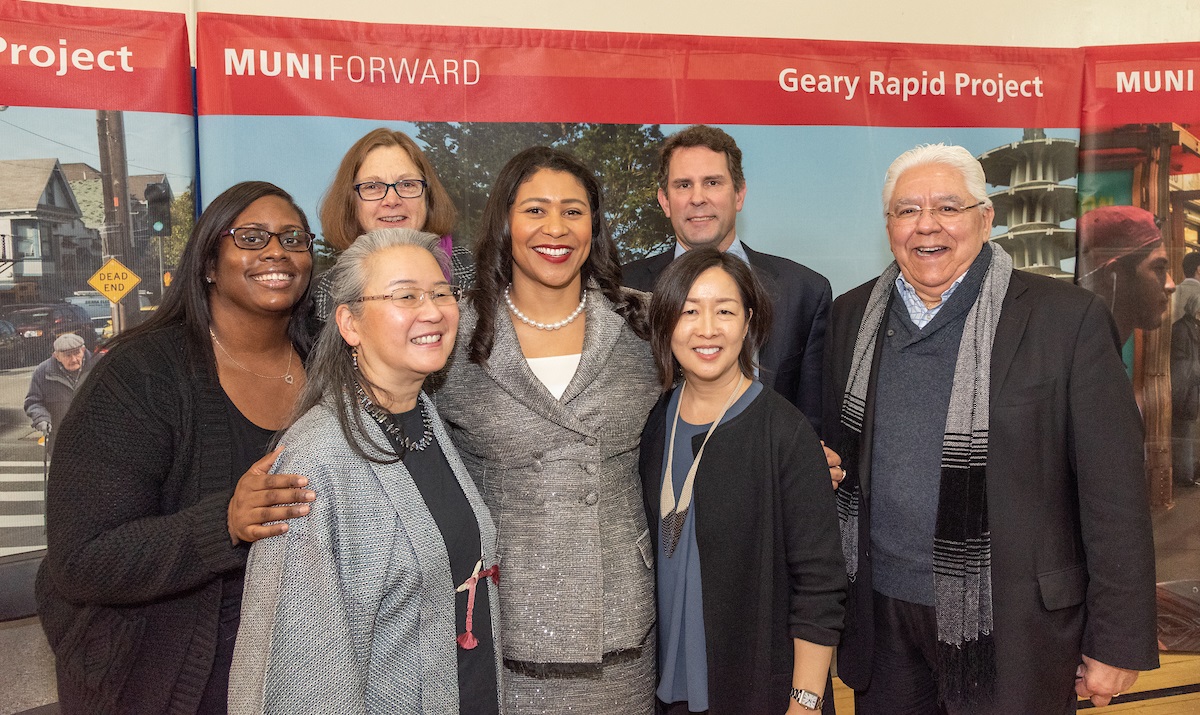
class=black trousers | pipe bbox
[854,590,1085,715]
[854,590,948,715]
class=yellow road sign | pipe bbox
[88,257,142,303]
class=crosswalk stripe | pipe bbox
[0,462,45,468]
[0,474,44,482]
[0,493,43,502]
[0,515,44,527]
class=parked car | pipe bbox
[2,303,98,361]
[0,319,24,369]
[65,290,153,338]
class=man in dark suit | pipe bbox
[824,144,1157,713]
[621,125,832,434]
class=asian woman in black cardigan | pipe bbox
[640,247,846,715]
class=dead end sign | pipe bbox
[88,258,141,303]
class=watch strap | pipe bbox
[789,687,823,710]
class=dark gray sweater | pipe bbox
[869,251,989,606]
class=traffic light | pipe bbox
[144,182,171,237]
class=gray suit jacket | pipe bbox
[435,287,658,666]
[229,393,501,714]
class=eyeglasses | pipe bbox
[222,227,315,252]
[353,285,463,309]
[353,180,428,201]
[887,202,986,224]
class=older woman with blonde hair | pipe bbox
[312,128,473,321]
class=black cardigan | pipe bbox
[36,323,249,714]
[640,386,846,714]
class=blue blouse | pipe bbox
[656,380,763,710]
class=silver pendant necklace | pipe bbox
[210,329,295,384]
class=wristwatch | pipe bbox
[790,688,823,710]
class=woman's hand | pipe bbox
[227,446,316,545]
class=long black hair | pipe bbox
[107,181,315,362]
[467,146,649,364]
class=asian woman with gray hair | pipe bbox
[229,227,501,714]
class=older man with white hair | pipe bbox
[823,144,1157,713]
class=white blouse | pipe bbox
[525,353,582,400]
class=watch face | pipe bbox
[792,688,821,709]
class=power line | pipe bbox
[0,116,191,182]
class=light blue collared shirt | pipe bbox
[895,269,969,329]
[674,237,750,265]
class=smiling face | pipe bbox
[508,168,593,293]
[657,145,746,252]
[208,195,312,319]
[336,245,458,407]
[671,266,751,390]
[354,144,430,234]
[886,162,993,306]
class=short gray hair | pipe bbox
[881,143,992,215]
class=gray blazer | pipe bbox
[435,287,658,666]
[229,393,502,714]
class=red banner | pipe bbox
[1084,43,1200,129]
[196,13,1081,128]
[0,1,190,115]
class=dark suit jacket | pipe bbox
[622,242,832,432]
[822,267,1159,713]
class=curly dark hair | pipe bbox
[467,146,649,364]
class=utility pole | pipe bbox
[96,110,140,335]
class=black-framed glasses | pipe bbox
[221,227,315,252]
[352,285,463,309]
[886,202,986,224]
[353,180,428,201]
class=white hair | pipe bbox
[881,143,992,215]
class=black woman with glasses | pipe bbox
[36,181,316,714]
[311,128,472,324]
[230,227,501,714]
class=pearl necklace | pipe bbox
[504,284,587,331]
[210,329,295,385]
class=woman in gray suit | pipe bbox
[229,228,502,714]
[435,147,659,713]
